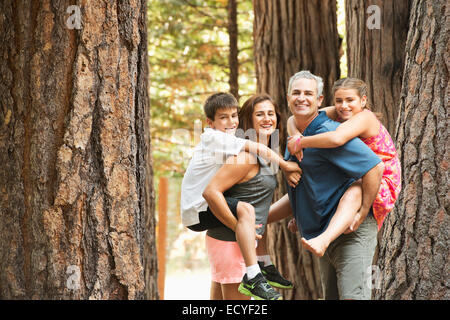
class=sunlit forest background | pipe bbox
[149,0,347,297]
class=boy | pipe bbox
[181,93,300,300]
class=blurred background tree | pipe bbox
[148,0,255,177]
[148,0,256,294]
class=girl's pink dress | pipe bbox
[360,112,402,230]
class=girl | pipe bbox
[287,77,401,257]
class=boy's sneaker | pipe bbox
[258,261,294,289]
[238,273,282,300]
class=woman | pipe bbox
[202,94,289,300]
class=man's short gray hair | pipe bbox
[287,70,324,97]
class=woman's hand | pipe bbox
[285,170,301,188]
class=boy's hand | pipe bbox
[287,218,298,233]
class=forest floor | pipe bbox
[164,267,211,300]
[164,228,211,300]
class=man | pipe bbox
[284,70,384,299]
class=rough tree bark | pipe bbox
[253,0,340,300]
[373,0,449,299]
[345,0,411,134]
[227,0,239,100]
[0,0,157,299]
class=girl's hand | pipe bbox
[294,149,303,162]
[287,134,304,162]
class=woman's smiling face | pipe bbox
[252,100,277,138]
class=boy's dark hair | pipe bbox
[203,92,239,120]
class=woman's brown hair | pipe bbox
[237,93,285,151]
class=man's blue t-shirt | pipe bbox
[285,111,381,240]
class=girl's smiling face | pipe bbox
[334,88,367,121]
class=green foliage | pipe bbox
[148,0,255,177]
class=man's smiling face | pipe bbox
[287,78,323,119]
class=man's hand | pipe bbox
[344,206,370,234]
[288,218,298,233]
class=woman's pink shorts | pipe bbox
[205,235,245,284]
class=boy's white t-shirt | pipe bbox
[181,128,247,227]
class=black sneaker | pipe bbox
[238,273,282,300]
[258,261,294,289]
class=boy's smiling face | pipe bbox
[206,107,239,135]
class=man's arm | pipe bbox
[348,161,385,232]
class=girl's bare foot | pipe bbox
[301,237,329,257]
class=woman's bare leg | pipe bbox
[210,281,223,300]
[221,283,251,300]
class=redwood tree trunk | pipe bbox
[228,0,239,100]
[0,0,157,299]
[253,0,340,300]
[373,0,449,299]
[345,0,411,134]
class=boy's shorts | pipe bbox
[187,197,239,232]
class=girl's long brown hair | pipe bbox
[237,93,285,151]
[332,77,383,120]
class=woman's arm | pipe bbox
[267,194,293,224]
[202,152,256,231]
[299,110,376,149]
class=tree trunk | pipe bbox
[253,0,340,112]
[0,0,157,299]
[373,0,449,300]
[253,0,340,300]
[227,0,239,100]
[345,0,411,134]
